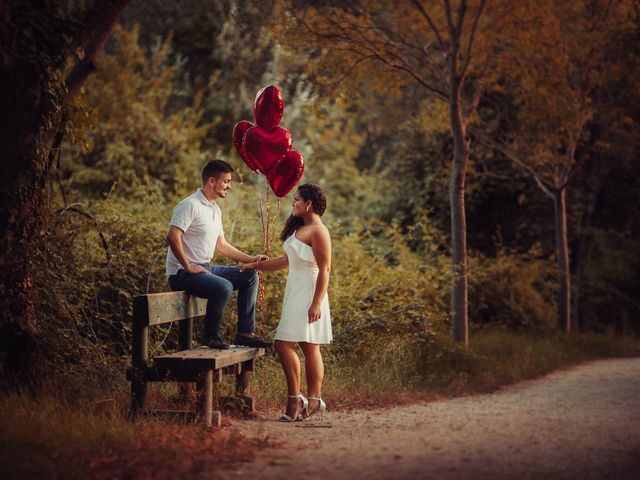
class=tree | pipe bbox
[273,0,530,348]
[0,0,131,384]
[475,0,636,332]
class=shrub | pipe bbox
[467,246,557,330]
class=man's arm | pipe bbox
[216,236,267,263]
[166,226,208,274]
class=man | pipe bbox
[166,159,271,349]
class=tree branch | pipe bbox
[63,0,131,106]
[471,127,555,196]
[55,203,111,261]
[315,53,377,88]
[293,9,448,100]
[455,0,468,38]
[460,0,485,78]
[410,0,446,52]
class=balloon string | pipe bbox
[256,180,281,336]
[256,180,271,336]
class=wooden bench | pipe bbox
[126,291,264,427]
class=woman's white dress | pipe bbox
[274,232,332,344]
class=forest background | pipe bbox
[1,0,639,477]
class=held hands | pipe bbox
[239,254,269,271]
[308,302,321,323]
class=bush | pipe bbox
[467,246,557,330]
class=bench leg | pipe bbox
[196,369,221,427]
[129,377,147,419]
[235,360,255,412]
[178,382,192,401]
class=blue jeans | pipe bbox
[168,264,258,340]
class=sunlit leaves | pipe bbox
[62,25,213,201]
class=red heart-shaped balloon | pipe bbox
[232,120,256,171]
[267,150,304,197]
[253,85,284,131]
[243,125,292,175]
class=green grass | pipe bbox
[1,331,638,479]
[254,330,640,408]
[462,330,639,392]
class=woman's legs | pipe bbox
[299,342,324,413]
[274,340,303,418]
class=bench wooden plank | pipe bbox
[134,292,208,326]
[154,347,264,370]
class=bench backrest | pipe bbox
[132,291,207,368]
[133,291,207,326]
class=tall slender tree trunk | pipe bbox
[553,188,571,332]
[448,76,469,349]
[572,181,600,331]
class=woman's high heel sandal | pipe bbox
[303,396,326,421]
[277,394,308,422]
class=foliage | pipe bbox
[37,23,458,380]
[34,25,210,380]
[62,25,211,201]
[467,246,557,331]
[3,4,640,472]
[10,0,638,401]
[480,0,638,190]
[578,227,640,334]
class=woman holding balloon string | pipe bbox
[241,183,332,422]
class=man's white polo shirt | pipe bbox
[166,189,224,276]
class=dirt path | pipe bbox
[221,358,640,480]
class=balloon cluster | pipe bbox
[232,85,304,197]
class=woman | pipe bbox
[242,183,332,422]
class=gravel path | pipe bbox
[221,358,640,480]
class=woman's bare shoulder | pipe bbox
[310,224,331,242]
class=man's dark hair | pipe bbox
[202,159,233,184]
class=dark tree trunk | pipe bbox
[448,77,469,349]
[0,0,130,386]
[571,184,599,331]
[553,188,571,333]
[0,59,53,384]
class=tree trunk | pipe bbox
[0,0,131,386]
[448,77,469,349]
[571,183,600,331]
[0,61,52,385]
[553,188,571,333]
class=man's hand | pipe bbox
[239,262,257,272]
[253,254,269,262]
[185,263,208,274]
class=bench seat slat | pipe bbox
[154,347,263,370]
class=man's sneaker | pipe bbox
[234,334,273,348]
[204,336,230,349]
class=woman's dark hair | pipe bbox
[280,183,327,242]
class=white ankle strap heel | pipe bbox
[304,396,326,421]
[277,394,308,422]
